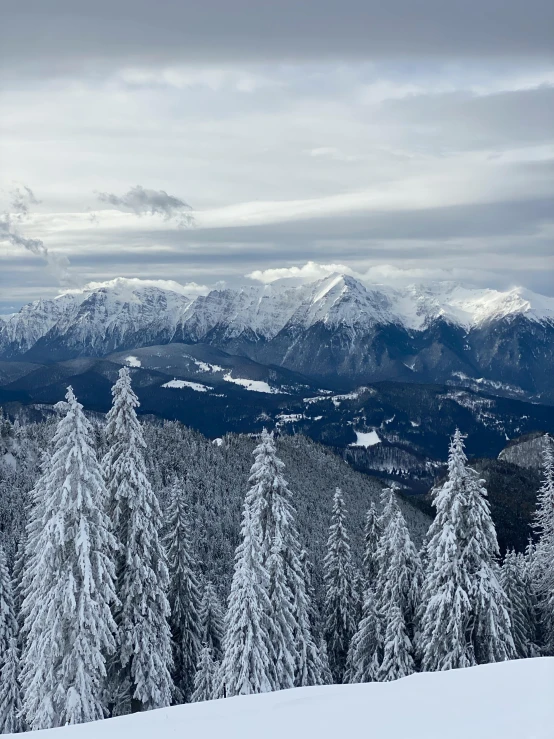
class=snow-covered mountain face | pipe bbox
[1,274,553,399]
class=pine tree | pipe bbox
[375,507,421,635]
[378,604,415,682]
[103,367,173,712]
[323,488,356,682]
[418,429,515,672]
[219,498,274,696]
[0,545,22,734]
[318,636,333,685]
[20,388,118,730]
[362,502,381,587]
[163,479,202,702]
[500,550,538,658]
[345,586,380,684]
[465,466,515,665]
[0,544,17,669]
[191,645,216,703]
[531,437,554,653]
[247,430,321,688]
[0,637,23,734]
[199,581,225,662]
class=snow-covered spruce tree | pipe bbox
[323,488,357,683]
[163,479,202,702]
[375,506,421,637]
[362,502,382,587]
[0,544,17,670]
[0,637,22,734]
[532,437,554,653]
[0,545,22,734]
[191,645,216,703]
[418,429,515,672]
[500,550,538,658]
[345,586,380,684]
[465,468,515,665]
[199,580,225,662]
[299,549,320,637]
[19,388,118,730]
[219,498,274,696]
[378,604,415,682]
[247,429,322,688]
[318,636,333,685]
[103,367,173,712]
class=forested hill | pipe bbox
[0,414,430,601]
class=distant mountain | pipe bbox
[2,274,554,401]
[2,342,554,480]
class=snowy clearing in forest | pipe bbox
[350,430,381,447]
[24,658,553,739]
[125,356,141,367]
[223,374,282,394]
[161,380,212,392]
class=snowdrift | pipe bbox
[14,658,554,738]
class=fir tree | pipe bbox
[345,586,380,684]
[418,429,515,672]
[191,645,216,703]
[362,502,381,587]
[375,507,421,635]
[163,479,202,702]
[0,545,22,734]
[0,544,17,669]
[323,488,356,682]
[531,437,554,653]
[20,388,118,730]
[318,636,333,686]
[219,498,274,696]
[0,637,23,734]
[500,550,538,659]
[247,430,321,687]
[378,604,415,682]
[199,580,225,662]
[103,367,173,712]
[464,465,515,665]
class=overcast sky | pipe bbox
[1,0,553,312]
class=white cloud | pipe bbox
[59,277,209,297]
[247,261,353,284]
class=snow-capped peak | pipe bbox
[387,282,554,330]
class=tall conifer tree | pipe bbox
[103,368,173,712]
[323,488,356,682]
[418,430,515,671]
[0,545,22,734]
[220,500,274,696]
[247,430,322,687]
[20,388,117,729]
[163,479,202,702]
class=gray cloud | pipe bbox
[9,185,40,216]
[0,188,73,285]
[96,186,193,225]
[2,0,553,78]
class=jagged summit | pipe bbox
[1,275,553,400]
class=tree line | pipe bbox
[0,367,552,731]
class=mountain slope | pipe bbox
[2,275,554,400]
[19,658,554,739]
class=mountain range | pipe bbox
[2,274,554,402]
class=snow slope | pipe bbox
[14,658,553,739]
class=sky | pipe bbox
[1,0,553,312]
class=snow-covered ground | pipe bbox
[15,658,553,739]
[161,379,212,392]
[350,430,381,447]
[223,373,282,394]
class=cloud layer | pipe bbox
[0,4,553,311]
